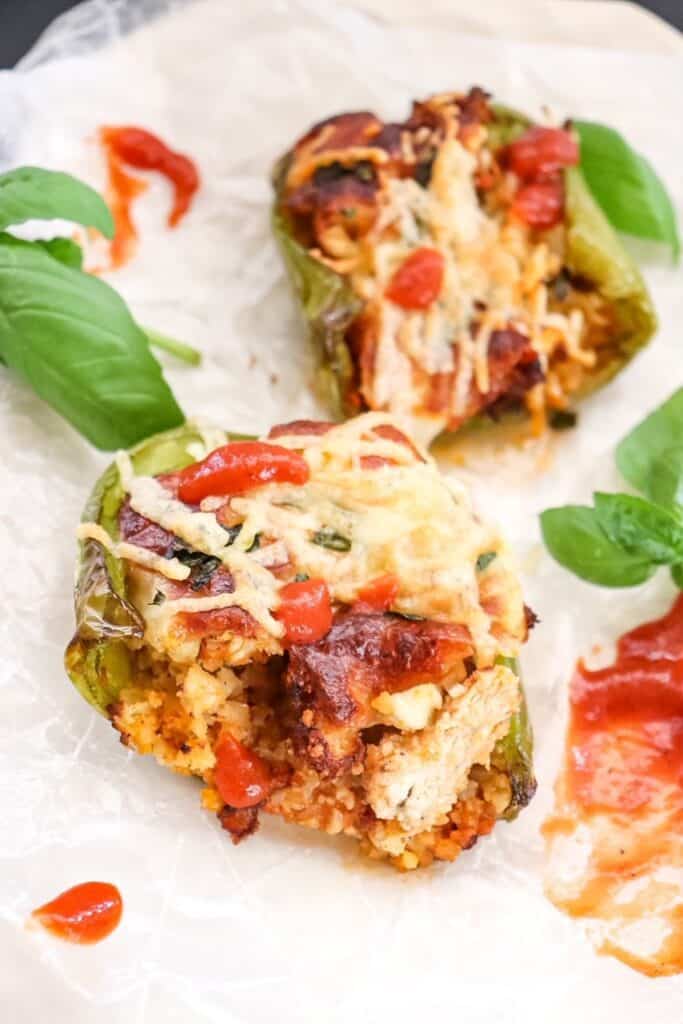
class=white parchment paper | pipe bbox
[1,2,682,1021]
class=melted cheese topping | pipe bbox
[105,415,525,666]
[77,522,191,582]
[340,126,588,443]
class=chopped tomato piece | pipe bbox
[214,734,272,809]
[268,420,334,439]
[276,578,333,645]
[372,423,423,461]
[512,179,564,230]
[360,454,395,469]
[353,574,401,612]
[176,441,309,503]
[385,247,444,310]
[506,126,579,181]
[32,882,123,945]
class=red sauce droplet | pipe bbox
[100,125,200,268]
[214,734,272,808]
[543,594,683,976]
[32,882,122,945]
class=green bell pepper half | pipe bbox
[272,105,657,427]
[64,423,536,821]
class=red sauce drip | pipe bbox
[32,882,122,945]
[543,594,683,977]
[214,733,273,809]
[100,126,200,268]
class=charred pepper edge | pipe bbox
[271,102,657,435]
[64,423,236,713]
[63,424,536,823]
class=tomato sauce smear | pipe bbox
[543,594,683,977]
[100,125,200,268]
[32,882,123,945]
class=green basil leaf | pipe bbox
[616,387,683,497]
[36,236,84,269]
[646,447,683,508]
[0,239,184,449]
[0,231,84,270]
[476,551,497,572]
[174,548,221,590]
[575,121,680,260]
[0,166,114,238]
[548,409,578,431]
[540,505,655,587]
[593,492,683,565]
[671,564,683,590]
[312,527,352,552]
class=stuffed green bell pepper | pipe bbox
[65,413,535,869]
[272,87,656,446]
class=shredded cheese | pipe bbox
[77,522,191,582]
[107,414,525,666]
[323,103,590,443]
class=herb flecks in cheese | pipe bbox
[104,415,526,663]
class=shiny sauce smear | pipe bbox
[100,126,200,268]
[543,594,683,976]
[32,881,123,944]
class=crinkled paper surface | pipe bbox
[1,1,683,1021]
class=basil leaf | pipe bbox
[312,528,351,552]
[549,409,577,431]
[593,492,683,565]
[540,505,655,587]
[0,239,184,449]
[36,236,84,269]
[616,388,683,497]
[575,121,680,260]
[174,548,221,590]
[671,564,683,590]
[646,447,683,509]
[143,326,201,367]
[223,525,242,546]
[0,166,114,238]
[476,551,497,572]
[0,231,84,270]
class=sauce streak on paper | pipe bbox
[100,126,200,268]
[32,881,123,944]
[543,594,683,976]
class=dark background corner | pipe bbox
[0,0,681,68]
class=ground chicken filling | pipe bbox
[90,414,532,870]
[279,87,620,444]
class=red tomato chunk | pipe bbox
[176,441,309,503]
[507,126,579,181]
[385,247,445,310]
[276,578,333,645]
[353,574,401,613]
[512,179,565,230]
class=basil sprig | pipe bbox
[541,388,683,588]
[575,121,680,261]
[0,166,199,449]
